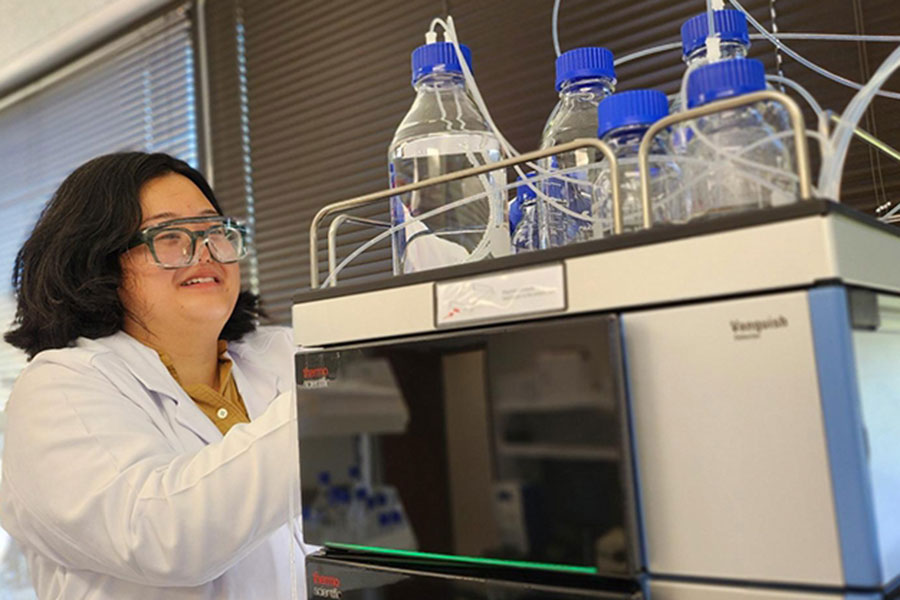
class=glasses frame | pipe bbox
[128,216,249,269]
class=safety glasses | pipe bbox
[128,216,249,269]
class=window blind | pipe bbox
[206,0,900,325]
[0,5,199,409]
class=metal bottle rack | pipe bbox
[308,90,812,290]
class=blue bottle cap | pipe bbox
[510,172,537,232]
[597,89,669,138]
[348,465,360,479]
[317,471,331,485]
[508,196,523,232]
[555,47,615,91]
[517,172,538,202]
[687,58,766,108]
[681,9,750,56]
[411,42,473,85]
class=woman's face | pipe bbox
[119,173,241,342]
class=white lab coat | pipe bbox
[0,326,311,599]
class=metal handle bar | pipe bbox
[327,215,391,287]
[637,89,813,229]
[309,138,620,289]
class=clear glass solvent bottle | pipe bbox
[670,9,751,151]
[388,41,508,275]
[683,58,796,219]
[676,9,751,106]
[539,47,616,249]
[593,90,686,236]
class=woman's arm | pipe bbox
[0,358,299,587]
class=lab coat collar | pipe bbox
[79,331,224,444]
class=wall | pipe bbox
[0,0,170,95]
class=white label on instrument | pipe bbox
[435,263,566,327]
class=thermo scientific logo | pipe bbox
[312,572,341,599]
[303,367,329,379]
[302,366,330,389]
[730,315,789,340]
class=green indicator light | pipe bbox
[325,543,599,575]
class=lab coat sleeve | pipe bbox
[0,357,301,587]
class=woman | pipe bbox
[1,152,309,599]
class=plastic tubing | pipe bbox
[323,187,491,287]
[820,44,900,199]
[435,20,597,230]
[728,0,900,101]
[615,34,900,68]
[432,84,498,263]
[420,20,512,264]
[652,154,805,212]
[615,42,682,66]
[443,17,548,196]
[765,74,830,159]
[678,60,700,118]
[444,13,638,215]
[432,73,457,133]
[439,17,518,157]
[765,75,824,120]
[439,16,576,216]
[440,16,552,175]
[704,0,722,62]
[552,0,562,57]
[675,128,805,186]
[461,146,502,263]
[547,0,900,68]
[758,33,900,43]
[706,0,716,37]
[677,107,809,184]
[505,167,607,224]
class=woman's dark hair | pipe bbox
[4,152,263,358]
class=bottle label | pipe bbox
[435,263,567,327]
